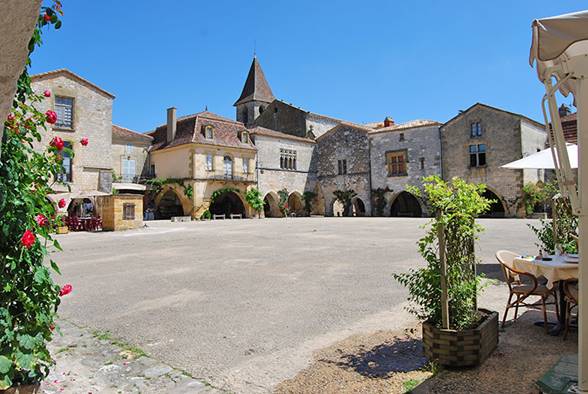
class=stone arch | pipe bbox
[263,191,281,218]
[481,188,507,218]
[155,186,191,219]
[351,197,366,217]
[209,190,246,218]
[390,191,423,217]
[288,191,305,216]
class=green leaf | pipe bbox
[0,375,12,390]
[15,352,33,370]
[18,335,37,350]
[50,260,61,274]
[55,20,62,29]
[0,356,12,374]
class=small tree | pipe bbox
[302,191,316,216]
[277,188,289,217]
[372,187,391,217]
[394,176,491,330]
[245,188,264,218]
[529,194,578,254]
[333,189,356,217]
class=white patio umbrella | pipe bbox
[530,10,588,392]
[501,144,578,169]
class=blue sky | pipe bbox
[32,1,585,132]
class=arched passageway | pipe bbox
[390,191,422,217]
[352,197,366,217]
[264,193,281,217]
[288,193,304,216]
[210,191,246,218]
[157,189,184,219]
[481,189,506,218]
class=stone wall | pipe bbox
[317,124,371,216]
[254,100,308,137]
[520,120,548,185]
[370,124,441,215]
[96,194,143,231]
[111,141,151,181]
[305,114,340,139]
[440,104,545,217]
[31,72,114,193]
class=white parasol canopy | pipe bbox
[501,144,577,169]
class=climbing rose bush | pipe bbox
[0,2,72,389]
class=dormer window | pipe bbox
[241,131,249,144]
[204,125,214,140]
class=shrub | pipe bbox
[302,191,317,216]
[529,195,578,254]
[277,188,289,217]
[201,210,211,220]
[393,176,491,330]
[245,188,264,217]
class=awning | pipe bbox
[501,144,577,169]
[48,190,110,202]
[112,183,146,191]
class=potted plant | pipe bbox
[394,176,499,368]
[55,214,69,234]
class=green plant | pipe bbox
[210,187,240,203]
[529,195,578,254]
[522,182,545,216]
[277,188,289,217]
[394,176,491,330]
[245,188,264,217]
[372,187,391,216]
[200,210,211,220]
[145,177,192,199]
[333,189,357,217]
[302,191,316,216]
[0,2,69,389]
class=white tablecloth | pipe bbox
[512,255,579,289]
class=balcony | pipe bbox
[201,172,256,183]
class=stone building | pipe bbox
[111,125,153,183]
[31,69,115,211]
[440,103,547,217]
[369,119,442,217]
[148,109,257,219]
[316,123,372,216]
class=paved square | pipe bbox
[54,218,538,392]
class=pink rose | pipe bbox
[58,198,66,208]
[44,90,51,98]
[59,284,73,297]
[80,137,88,146]
[45,110,57,124]
[50,136,64,151]
[35,214,49,227]
[21,229,36,249]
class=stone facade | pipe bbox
[316,123,372,216]
[31,70,115,196]
[369,122,442,216]
[96,194,144,231]
[440,103,547,217]
[111,125,153,182]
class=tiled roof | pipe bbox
[561,112,577,144]
[112,125,153,143]
[31,69,115,98]
[369,120,441,134]
[248,126,315,143]
[234,57,274,106]
[150,111,256,151]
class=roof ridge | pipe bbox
[31,68,115,98]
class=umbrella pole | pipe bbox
[577,78,588,392]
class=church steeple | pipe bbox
[234,56,274,126]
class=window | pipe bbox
[150,164,156,177]
[121,158,136,182]
[399,133,405,142]
[56,141,73,182]
[123,203,135,220]
[386,150,408,176]
[419,157,425,170]
[469,144,487,167]
[204,126,214,139]
[280,149,297,170]
[337,159,347,175]
[259,106,264,115]
[242,158,249,174]
[125,144,133,155]
[206,154,214,171]
[223,156,233,177]
[241,131,249,144]
[470,122,482,137]
[55,96,73,129]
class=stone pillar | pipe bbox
[0,0,41,154]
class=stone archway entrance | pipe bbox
[263,192,281,218]
[481,189,506,218]
[209,191,246,218]
[288,192,304,216]
[157,189,184,219]
[352,197,366,217]
[390,191,422,217]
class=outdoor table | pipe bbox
[512,254,579,335]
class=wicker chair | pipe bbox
[495,250,558,332]
[563,279,578,340]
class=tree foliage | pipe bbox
[245,188,264,217]
[277,188,289,217]
[333,189,356,217]
[529,194,578,254]
[302,191,316,217]
[0,2,67,388]
[394,176,491,330]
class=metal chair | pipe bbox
[563,279,579,340]
[495,250,559,332]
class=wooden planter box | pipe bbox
[1,384,40,394]
[422,308,499,368]
[56,226,69,234]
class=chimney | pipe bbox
[383,116,394,128]
[558,104,571,118]
[166,107,177,143]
